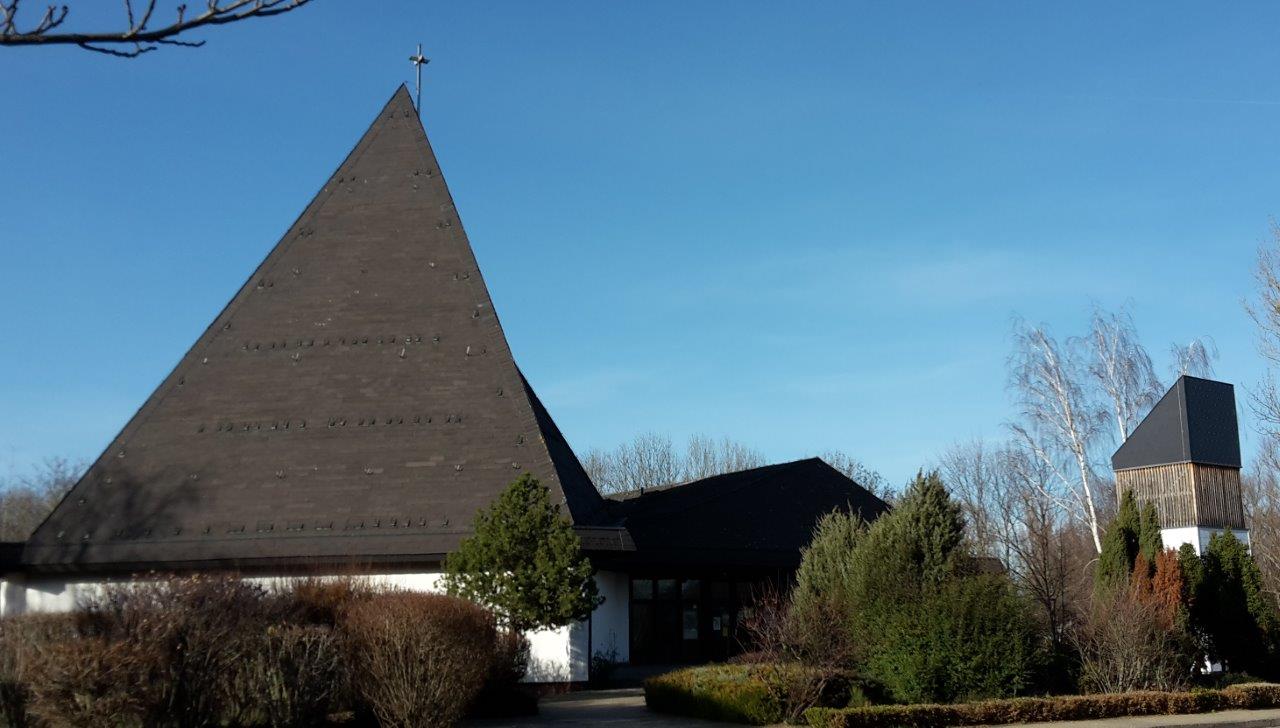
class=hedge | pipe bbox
[804,683,1280,728]
[645,665,785,724]
[644,663,861,725]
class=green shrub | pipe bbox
[803,684,1280,727]
[826,473,1040,703]
[644,664,857,725]
[340,591,499,728]
[864,574,1039,704]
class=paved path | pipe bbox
[465,688,740,727]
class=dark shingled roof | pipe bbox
[604,458,891,568]
[1111,376,1242,472]
[23,86,623,572]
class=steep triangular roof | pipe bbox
[25,87,616,571]
[1112,375,1242,472]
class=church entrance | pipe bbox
[627,575,760,665]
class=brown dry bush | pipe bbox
[341,591,499,728]
[22,575,298,727]
[282,576,376,627]
[231,624,343,728]
[468,628,536,718]
[25,635,165,728]
[1073,586,1194,694]
[0,614,77,728]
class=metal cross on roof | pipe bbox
[409,43,430,113]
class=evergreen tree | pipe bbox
[1096,491,1141,591]
[1197,531,1280,675]
[790,509,867,663]
[442,473,602,632]
[884,470,967,587]
[827,470,1037,703]
[793,511,865,622]
[1177,543,1202,611]
[1138,503,1164,565]
[867,574,1039,704]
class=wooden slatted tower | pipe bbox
[1111,376,1247,554]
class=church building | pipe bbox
[1112,375,1248,554]
[0,87,888,682]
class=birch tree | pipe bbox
[1170,338,1218,379]
[1085,307,1162,443]
[1008,320,1107,553]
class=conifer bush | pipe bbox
[786,471,1040,704]
[442,472,602,632]
[1192,531,1280,675]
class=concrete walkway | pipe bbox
[467,692,1280,728]
[465,688,740,727]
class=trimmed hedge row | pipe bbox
[804,683,1280,728]
[644,663,859,725]
[645,665,784,724]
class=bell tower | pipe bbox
[1111,376,1247,555]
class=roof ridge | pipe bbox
[609,459,821,518]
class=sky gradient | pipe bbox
[2,2,1279,489]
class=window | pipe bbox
[632,578,653,600]
[682,605,699,640]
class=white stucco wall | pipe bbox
[1161,526,1251,555]
[590,570,629,665]
[0,568,629,684]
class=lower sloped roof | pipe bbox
[604,458,890,567]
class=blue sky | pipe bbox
[1,2,1278,488]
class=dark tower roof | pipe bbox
[1111,376,1242,472]
[24,87,618,572]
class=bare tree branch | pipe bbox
[0,456,86,540]
[584,433,768,495]
[1169,337,1218,379]
[0,0,313,57]
[1085,306,1162,443]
